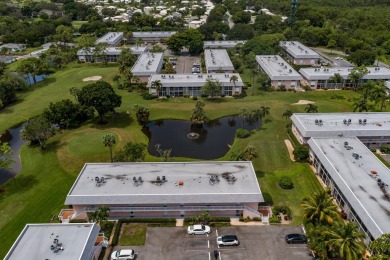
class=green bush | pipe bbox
[142,93,158,100]
[236,128,251,138]
[192,96,198,100]
[184,94,190,98]
[183,216,230,225]
[259,192,274,206]
[273,205,292,218]
[380,146,390,153]
[279,176,294,189]
[293,144,310,162]
[269,216,281,224]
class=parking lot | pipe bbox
[174,56,201,74]
[111,225,311,260]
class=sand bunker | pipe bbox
[83,76,102,82]
[292,100,315,105]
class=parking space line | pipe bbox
[208,240,210,248]
[209,252,211,260]
[216,230,218,237]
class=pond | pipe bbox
[142,116,260,160]
[0,123,27,185]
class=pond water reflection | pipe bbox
[142,116,259,159]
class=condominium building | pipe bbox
[77,46,147,63]
[279,41,319,65]
[147,73,243,97]
[5,223,106,260]
[291,112,390,244]
[63,162,264,221]
[203,40,246,49]
[95,32,124,47]
[131,52,164,81]
[299,67,390,89]
[256,55,302,89]
[204,49,234,73]
[130,31,177,43]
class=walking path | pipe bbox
[284,139,295,161]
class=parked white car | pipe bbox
[187,224,211,235]
[216,235,240,246]
[111,249,135,260]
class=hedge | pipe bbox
[236,128,251,138]
[183,216,230,225]
[68,219,88,223]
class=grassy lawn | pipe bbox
[72,21,88,30]
[0,62,375,257]
[119,223,147,246]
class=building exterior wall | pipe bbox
[270,80,300,89]
[154,85,240,97]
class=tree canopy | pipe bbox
[77,81,122,123]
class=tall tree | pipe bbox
[202,78,222,99]
[133,105,150,125]
[113,142,146,162]
[260,106,270,117]
[90,206,110,226]
[0,143,14,170]
[348,66,369,91]
[282,110,293,120]
[300,191,340,226]
[117,48,136,75]
[191,100,208,125]
[324,223,366,260]
[20,116,57,149]
[77,81,122,123]
[102,133,116,162]
[239,107,250,128]
[151,79,163,96]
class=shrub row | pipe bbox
[236,128,251,138]
[183,216,230,225]
[69,219,88,223]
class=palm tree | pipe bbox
[300,191,340,226]
[250,109,263,128]
[305,104,318,113]
[353,97,370,112]
[324,222,366,260]
[91,206,110,226]
[103,134,116,162]
[239,107,250,128]
[282,110,293,120]
[69,87,80,102]
[151,80,163,96]
[242,145,258,161]
[260,106,270,117]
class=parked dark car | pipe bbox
[285,234,307,244]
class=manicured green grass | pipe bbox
[0,62,119,133]
[119,223,147,246]
[67,130,116,157]
[72,21,88,30]
[0,62,381,258]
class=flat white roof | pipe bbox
[131,52,164,76]
[256,55,302,81]
[291,113,390,138]
[147,73,243,88]
[5,223,100,260]
[204,40,246,49]
[205,49,234,71]
[65,162,263,205]
[77,46,147,56]
[299,67,390,81]
[96,32,123,45]
[308,137,390,239]
[132,31,177,38]
[279,41,319,59]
